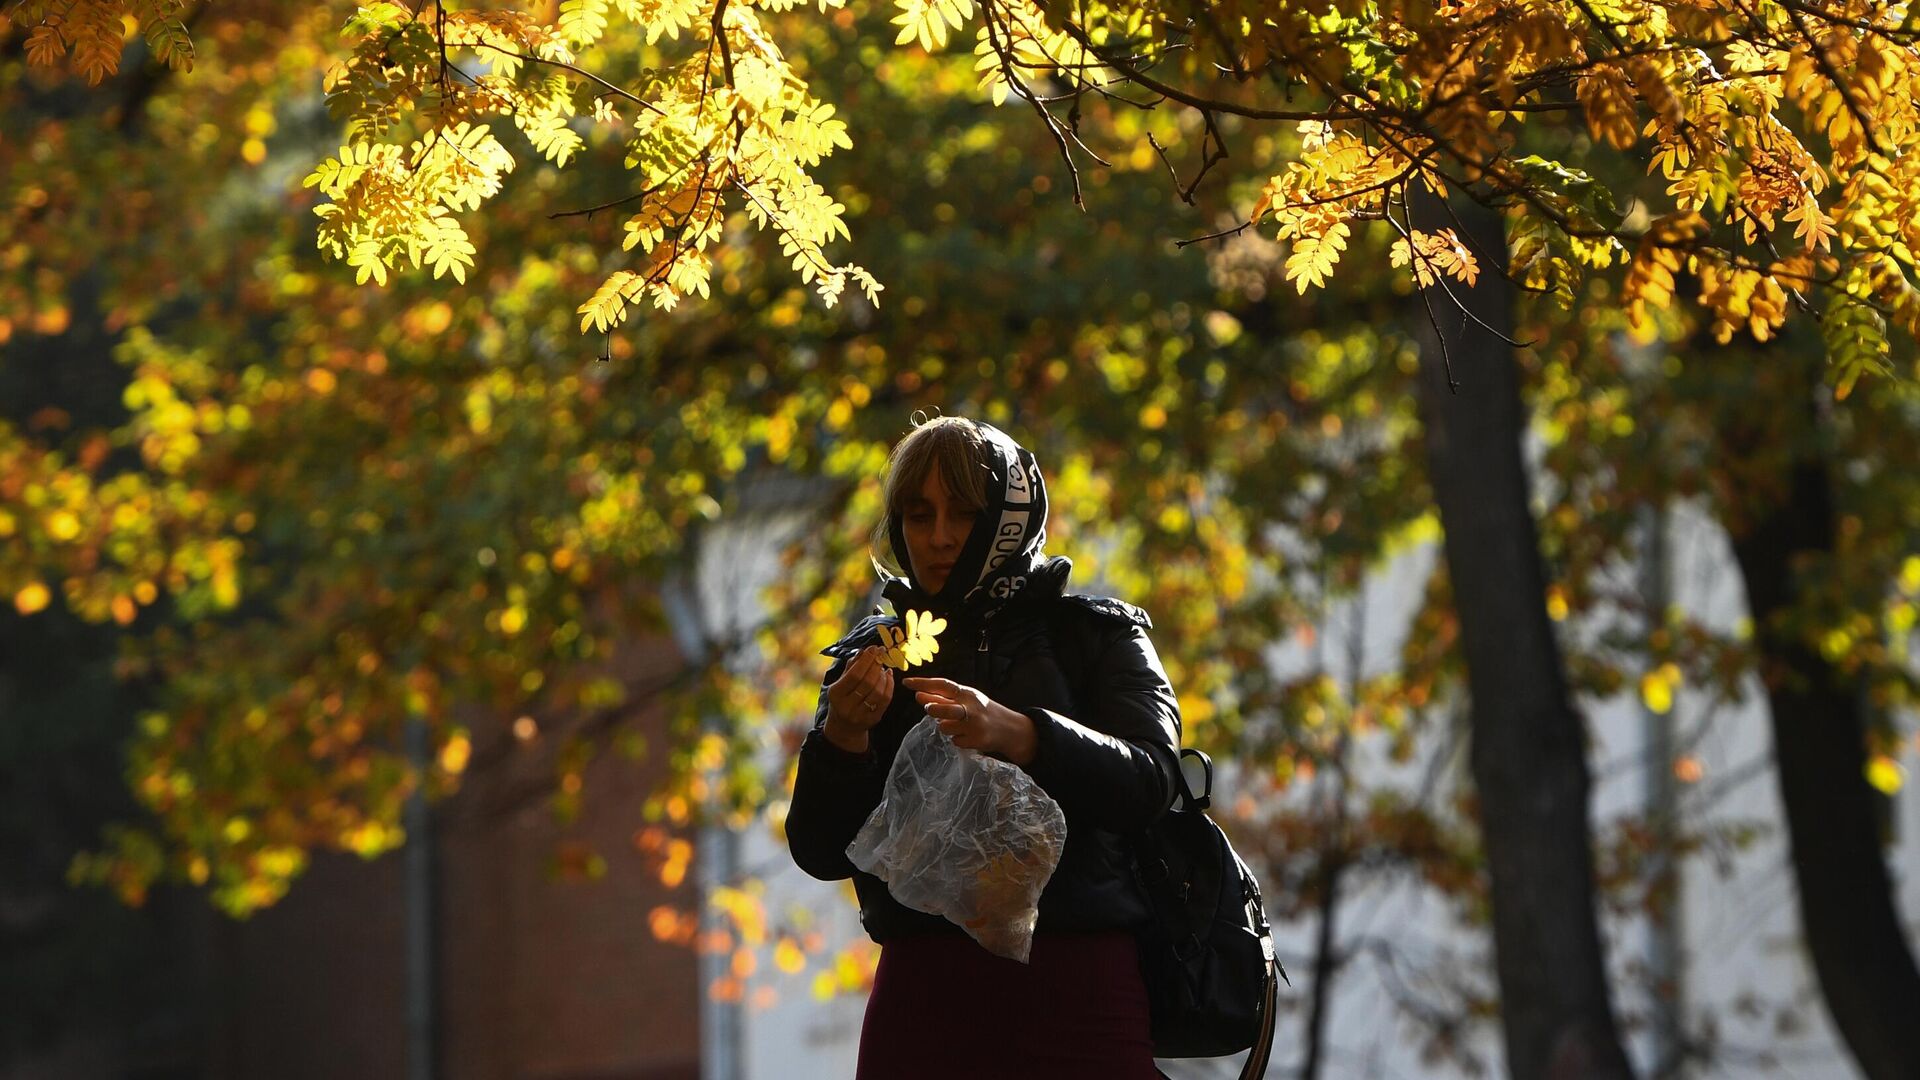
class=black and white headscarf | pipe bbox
[882,421,1067,621]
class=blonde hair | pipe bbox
[870,415,992,576]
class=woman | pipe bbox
[786,415,1182,1079]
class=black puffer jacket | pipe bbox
[786,579,1182,943]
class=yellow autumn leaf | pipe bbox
[903,609,946,666]
[498,605,528,635]
[876,609,946,670]
[834,949,867,989]
[1866,754,1904,795]
[14,581,53,615]
[876,623,909,670]
[1639,664,1678,715]
[46,509,82,541]
[439,731,472,774]
[1545,585,1571,622]
[775,938,807,974]
[1284,221,1350,293]
[1784,199,1836,253]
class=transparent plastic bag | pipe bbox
[847,716,1068,962]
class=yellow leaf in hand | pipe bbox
[875,610,945,670]
[903,609,947,667]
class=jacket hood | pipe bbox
[881,421,1059,621]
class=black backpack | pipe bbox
[1131,747,1287,1077]
[1043,596,1285,1076]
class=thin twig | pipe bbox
[435,0,449,104]
[984,6,1092,207]
[1174,219,1256,248]
[1385,192,1462,393]
[1147,133,1188,203]
[712,0,736,89]
[550,186,657,221]
[1181,107,1230,203]
[1053,19,1361,122]
[475,43,670,119]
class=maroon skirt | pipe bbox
[855,930,1161,1079]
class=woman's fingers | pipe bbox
[858,650,895,689]
[831,648,872,693]
[828,648,896,728]
[932,705,987,750]
[865,656,896,707]
[851,646,882,680]
[902,676,972,709]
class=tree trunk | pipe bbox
[1721,399,1920,1080]
[1411,193,1636,1080]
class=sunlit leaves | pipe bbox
[7,0,195,84]
[876,609,945,670]
[305,124,502,286]
[1284,222,1350,293]
[892,0,974,50]
[1577,66,1640,150]
[16,0,1920,396]
[969,0,1092,107]
[959,0,1916,390]
[1254,128,1428,296]
[1639,663,1680,715]
[1866,754,1905,795]
[1823,294,1893,401]
[1696,263,1789,345]
[558,0,613,46]
[1619,213,1705,336]
[1390,229,1480,289]
[13,580,53,614]
[620,0,706,44]
[415,122,518,211]
[1784,200,1836,254]
[578,270,640,332]
[418,214,480,283]
[294,0,880,326]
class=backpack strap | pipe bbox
[1175,747,1213,812]
[1238,958,1280,1080]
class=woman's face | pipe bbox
[901,470,981,595]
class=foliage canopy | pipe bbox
[16,0,1920,393]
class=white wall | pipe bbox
[1230,505,1918,1079]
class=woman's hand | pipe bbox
[823,646,894,754]
[902,676,1037,766]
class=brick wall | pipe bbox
[204,644,704,1080]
